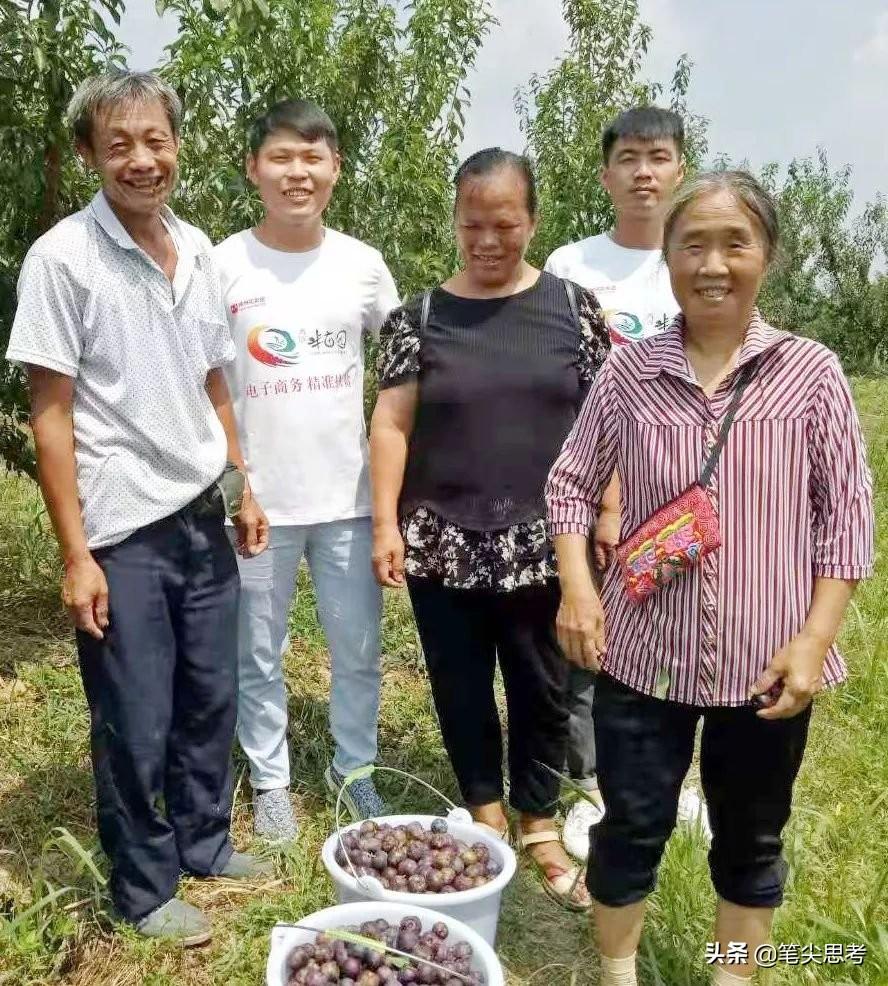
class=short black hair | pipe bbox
[601,106,684,163]
[247,99,338,155]
[454,147,538,216]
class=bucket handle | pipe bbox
[333,765,470,896]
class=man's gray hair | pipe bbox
[664,169,780,263]
[67,71,182,145]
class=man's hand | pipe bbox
[593,506,620,571]
[62,555,109,639]
[233,493,269,558]
[372,522,406,588]
[750,631,828,720]
[556,585,606,670]
[204,371,266,558]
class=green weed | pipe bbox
[0,383,885,984]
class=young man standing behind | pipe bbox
[546,107,685,860]
[214,100,399,839]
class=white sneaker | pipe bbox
[677,786,712,840]
[562,790,605,861]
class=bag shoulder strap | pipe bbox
[699,361,757,487]
[563,278,581,330]
[420,289,432,335]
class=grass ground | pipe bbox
[0,382,886,986]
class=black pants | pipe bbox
[407,576,569,816]
[77,499,240,923]
[589,673,811,908]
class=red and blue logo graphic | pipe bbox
[247,325,300,367]
[605,310,645,345]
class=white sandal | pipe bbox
[471,820,511,844]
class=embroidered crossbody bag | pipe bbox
[615,361,756,604]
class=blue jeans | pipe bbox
[232,517,382,789]
[567,665,597,784]
[78,499,239,923]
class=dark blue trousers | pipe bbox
[77,499,240,923]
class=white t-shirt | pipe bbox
[6,191,233,549]
[545,233,679,345]
[213,228,399,526]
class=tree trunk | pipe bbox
[36,139,61,236]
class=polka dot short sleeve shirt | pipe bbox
[6,191,236,549]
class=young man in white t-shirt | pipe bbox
[545,107,686,862]
[214,100,400,838]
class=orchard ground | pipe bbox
[0,382,885,986]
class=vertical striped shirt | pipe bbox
[546,312,875,706]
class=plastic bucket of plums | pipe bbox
[265,900,505,986]
[320,811,516,947]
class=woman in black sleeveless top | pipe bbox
[370,149,610,910]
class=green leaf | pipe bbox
[276,924,474,981]
[315,927,408,968]
[91,9,111,41]
[8,885,75,932]
[50,826,108,887]
[533,759,603,806]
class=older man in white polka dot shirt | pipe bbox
[5,71,272,946]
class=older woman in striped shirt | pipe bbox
[546,170,874,986]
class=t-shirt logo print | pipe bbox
[246,325,300,367]
[605,309,645,345]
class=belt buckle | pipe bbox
[191,486,221,518]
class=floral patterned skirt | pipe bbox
[401,506,557,591]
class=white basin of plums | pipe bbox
[266,901,504,986]
[321,815,516,945]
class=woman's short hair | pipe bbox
[67,71,182,147]
[664,170,780,262]
[454,148,538,217]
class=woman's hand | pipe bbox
[750,631,828,720]
[556,584,606,670]
[372,522,406,588]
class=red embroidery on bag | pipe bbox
[617,485,721,603]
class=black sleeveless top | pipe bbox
[387,272,608,531]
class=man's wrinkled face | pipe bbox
[80,98,179,217]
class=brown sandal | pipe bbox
[517,828,591,912]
